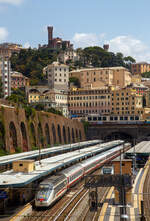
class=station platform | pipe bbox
[0,140,102,167]
[98,163,149,221]
[0,140,123,188]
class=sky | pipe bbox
[1,0,150,62]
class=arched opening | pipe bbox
[68,127,71,143]
[79,130,82,141]
[9,122,17,153]
[57,124,62,144]
[104,132,133,143]
[76,129,78,141]
[72,128,75,143]
[38,122,44,147]
[52,124,56,144]
[30,122,36,147]
[63,126,66,144]
[0,121,5,149]
[45,123,50,146]
[20,122,28,152]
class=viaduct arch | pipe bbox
[0,107,85,153]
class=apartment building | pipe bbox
[111,88,143,120]
[68,88,111,118]
[43,61,69,90]
[69,67,131,89]
[11,71,29,89]
[40,89,68,117]
[28,89,40,103]
[1,57,11,98]
[58,49,79,64]
[0,43,22,58]
[131,62,150,75]
[28,88,68,117]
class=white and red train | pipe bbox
[35,141,131,207]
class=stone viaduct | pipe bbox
[0,106,85,153]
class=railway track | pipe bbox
[22,169,109,221]
[81,187,109,221]
[22,183,87,221]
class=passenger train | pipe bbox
[35,141,131,207]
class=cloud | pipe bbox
[0,0,23,6]
[72,32,150,62]
[107,35,150,62]
[0,27,8,42]
[24,42,30,48]
[72,33,105,48]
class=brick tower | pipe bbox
[47,26,53,47]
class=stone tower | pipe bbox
[47,26,53,46]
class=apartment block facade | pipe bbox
[1,58,11,98]
[0,43,22,58]
[44,61,69,90]
[69,67,131,89]
[11,71,29,89]
[28,88,68,117]
[131,62,150,75]
[68,88,111,118]
[111,88,143,119]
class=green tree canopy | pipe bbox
[11,48,58,85]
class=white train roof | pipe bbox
[0,140,123,188]
[0,140,102,165]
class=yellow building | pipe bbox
[131,74,141,83]
[111,88,143,120]
[131,62,150,75]
[68,87,111,119]
[28,90,40,103]
[69,67,131,89]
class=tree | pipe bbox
[6,88,27,106]
[10,48,57,85]
[69,77,80,87]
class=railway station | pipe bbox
[0,140,102,172]
[0,140,125,218]
[1,140,150,221]
[125,141,150,167]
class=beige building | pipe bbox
[131,74,141,84]
[43,61,69,90]
[68,87,111,119]
[28,88,69,117]
[131,62,150,75]
[40,89,69,117]
[111,87,143,120]
[0,43,23,58]
[58,49,79,64]
[69,67,131,89]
